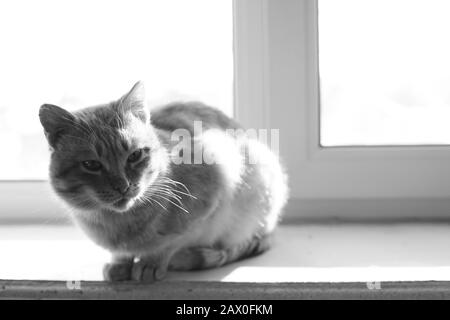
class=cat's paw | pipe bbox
[131,259,167,283]
[103,262,133,282]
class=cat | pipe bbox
[39,82,288,282]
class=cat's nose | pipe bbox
[114,185,130,195]
[110,178,130,195]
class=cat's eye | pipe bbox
[127,149,143,163]
[81,160,103,172]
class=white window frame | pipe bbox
[234,0,450,221]
[2,0,450,223]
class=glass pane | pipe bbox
[319,0,450,146]
[0,0,233,179]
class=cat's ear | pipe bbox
[117,81,149,124]
[39,104,75,148]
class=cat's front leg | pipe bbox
[103,255,134,282]
[131,253,171,283]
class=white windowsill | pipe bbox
[2,223,450,284]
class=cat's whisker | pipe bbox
[152,182,198,200]
[138,196,153,209]
[158,177,193,196]
[140,193,168,212]
[146,185,190,210]
[146,183,179,196]
[154,191,184,208]
[151,199,168,212]
[152,179,197,199]
[144,186,188,213]
[149,186,183,201]
[144,190,184,212]
[151,193,189,214]
[136,195,150,206]
[156,188,197,201]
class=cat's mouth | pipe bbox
[110,196,136,212]
[107,187,143,212]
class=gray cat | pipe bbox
[39,82,288,282]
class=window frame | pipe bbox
[2,0,450,223]
[233,0,450,221]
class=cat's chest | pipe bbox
[75,212,161,253]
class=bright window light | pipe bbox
[320,0,450,146]
[0,0,233,179]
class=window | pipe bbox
[235,0,450,220]
[319,0,450,146]
[0,0,233,180]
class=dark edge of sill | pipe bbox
[1,280,450,300]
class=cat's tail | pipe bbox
[169,234,272,271]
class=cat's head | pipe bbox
[39,82,168,213]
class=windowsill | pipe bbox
[2,223,450,299]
